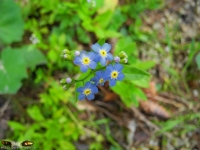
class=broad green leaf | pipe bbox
[195,52,200,70]
[0,46,46,94]
[132,60,156,70]
[112,82,145,107]
[27,105,45,121]
[123,65,151,81]
[0,47,27,94]
[0,0,24,44]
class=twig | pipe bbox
[130,106,160,131]
[0,98,11,119]
[148,94,184,108]
[88,101,125,126]
[159,92,190,107]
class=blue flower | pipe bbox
[77,82,98,100]
[74,51,97,72]
[91,43,113,66]
[105,64,124,86]
[91,71,107,86]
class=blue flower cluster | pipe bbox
[60,42,128,101]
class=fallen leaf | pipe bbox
[140,101,170,119]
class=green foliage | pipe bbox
[156,112,200,136]
[2,0,184,149]
[0,0,24,44]
[195,52,200,70]
[0,46,46,94]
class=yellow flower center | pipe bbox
[111,71,118,79]
[99,78,104,84]
[82,57,90,65]
[83,88,91,96]
[100,49,107,57]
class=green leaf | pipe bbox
[123,65,151,81]
[112,82,145,107]
[0,47,27,94]
[0,0,24,44]
[20,45,47,70]
[8,121,25,131]
[195,52,200,70]
[97,38,106,46]
[0,46,46,94]
[27,105,45,121]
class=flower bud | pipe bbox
[62,85,67,90]
[120,58,128,64]
[62,54,72,60]
[62,49,71,54]
[74,51,80,56]
[119,51,128,59]
[114,56,120,63]
[66,77,72,83]
[60,79,66,84]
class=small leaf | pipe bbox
[8,121,25,131]
[27,105,45,121]
[195,52,200,70]
[20,45,47,70]
[97,38,105,46]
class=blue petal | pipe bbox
[89,61,97,69]
[96,71,102,77]
[92,86,98,93]
[114,63,123,71]
[91,76,97,82]
[85,81,92,87]
[94,55,100,62]
[80,65,88,72]
[78,94,85,100]
[92,43,101,52]
[102,43,111,52]
[88,52,95,60]
[117,73,124,81]
[107,53,113,61]
[77,87,84,92]
[100,57,107,66]
[109,79,116,86]
[87,94,94,100]
[74,57,81,65]
[106,64,113,72]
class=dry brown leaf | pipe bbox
[76,101,97,111]
[104,92,119,102]
[140,101,170,119]
[143,81,157,98]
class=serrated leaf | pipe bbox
[0,0,24,44]
[27,105,45,121]
[0,47,27,94]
